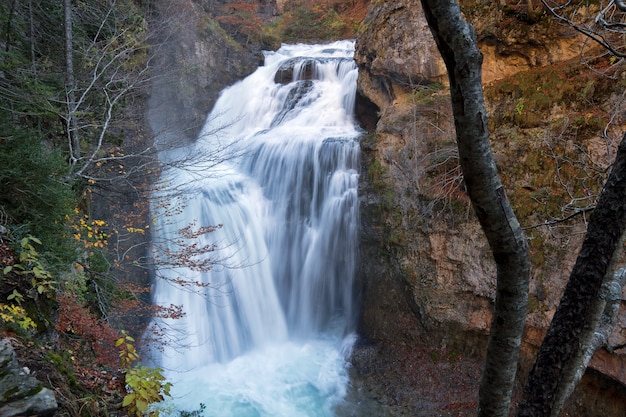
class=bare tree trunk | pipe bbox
[517,134,626,417]
[29,0,36,76]
[418,2,531,417]
[4,0,17,53]
[64,0,79,163]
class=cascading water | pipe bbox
[147,40,361,417]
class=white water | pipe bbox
[147,41,361,417]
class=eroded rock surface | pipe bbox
[354,0,626,414]
[0,338,57,417]
[147,0,260,148]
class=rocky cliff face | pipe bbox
[354,0,626,414]
[147,0,262,148]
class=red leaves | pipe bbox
[55,293,121,370]
[0,241,16,267]
[152,221,221,273]
[178,222,222,239]
[216,2,263,41]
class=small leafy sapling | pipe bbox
[117,331,172,417]
[2,235,56,298]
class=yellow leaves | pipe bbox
[118,330,172,417]
[122,393,136,408]
[68,210,109,250]
[135,399,148,414]
[123,365,172,417]
[0,303,37,331]
[117,330,138,368]
[126,227,146,235]
[4,236,56,299]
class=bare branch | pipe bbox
[541,0,626,57]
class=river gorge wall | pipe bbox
[353,0,626,414]
[140,0,626,414]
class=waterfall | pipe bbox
[147,40,361,417]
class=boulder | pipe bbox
[355,0,446,108]
[0,338,57,417]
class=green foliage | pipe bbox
[484,57,616,233]
[45,350,78,386]
[0,0,151,184]
[407,83,444,105]
[485,59,612,129]
[68,0,151,151]
[117,332,172,417]
[0,303,36,333]
[179,403,206,417]
[514,97,525,116]
[0,130,77,270]
[122,364,170,417]
[117,330,139,368]
[1,2,174,413]
[368,159,385,189]
[494,123,607,227]
[0,1,65,121]
[3,236,56,298]
[273,4,349,42]
[368,159,395,211]
[366,155,412,253]
[0,0,154,335]
[1,234,60,331]
[123,365,171,417]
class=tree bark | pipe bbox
[5,0,17,53]
[64,0,79,163]
[418,2,531,417]
[29,0,36,76]
[517,134,626,417]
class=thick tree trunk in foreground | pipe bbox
[518,134,626,417]
[419,2,530,417]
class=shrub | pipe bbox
[117,332,172,417]
[0,303,36,333]
[0,129,77,271]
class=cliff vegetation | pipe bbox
[354,0,626,414]
[0,1,371,416]
[6,0,626,415]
